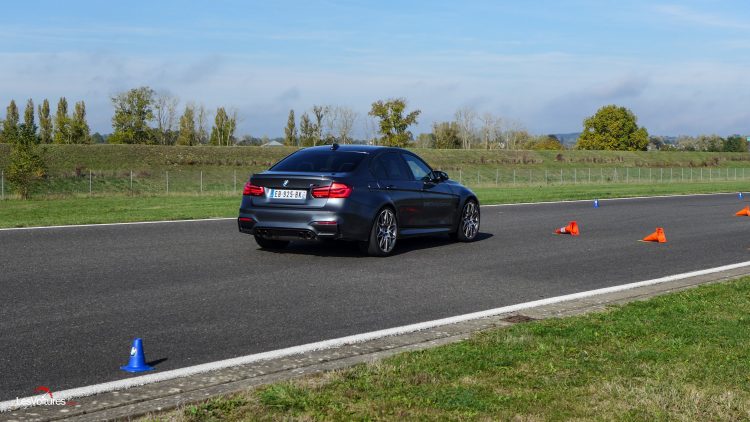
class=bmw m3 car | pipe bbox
[237,144,480,256]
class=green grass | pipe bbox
[155,277,750,421]
[3,144,750,198]
[0,195,240,228]
[1,181,748,228]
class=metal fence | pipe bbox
[451,167,750,187]
[1,167,749,199]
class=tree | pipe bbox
[334,106,357,144]
[154,92,179,145]
[3,100,19,143]
[284,109,297,146]
[7,127,46,199]
[70,101,91,144]
[691,134,723,152]
[196,104,209,144]
[22,99,37,142]
[575,105,648,151]
[299,112,316,146]
[209,107,237,146]
[368,98,421,147]
[110,86,155,144]
[177,105,197,146]
[431,121,461,149]
[480,112,501,149]
[53,97,70,144]
[38,99,52,144]
[455,106,477,149]
[91,132,105,144]
[312,105,329,146]
[724,135,748,152]
[525,135,564,150]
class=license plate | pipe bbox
[269,189,307,200]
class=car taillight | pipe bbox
[243,182,265,196]
[311,182,352,198]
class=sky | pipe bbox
[1,0,749,138]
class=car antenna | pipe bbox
[331,142,339,150]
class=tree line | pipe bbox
[0,98,90,144]
[109,86,237,146]
[1,91,746,152]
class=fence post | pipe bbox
[200,170,203,194]
[166,171,169,195]
[560,169,563,184]
[459,169,462,184]
[600,168,603,183]
[545,170,548,184]
[130,170,133,195]
[89,170,92,195]
[626,167,628,183]
[1,170,4,200]
[477,169,480,185]
[234,170,237,193]
[574,168,577,184]
[495,168,498,186]
[670,168,672,183]
[513,169,516,185]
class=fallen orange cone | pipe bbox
[555,221,579,236]
[641,227,667,243]
[736,206,750,216]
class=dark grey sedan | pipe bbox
[238,144,480,256]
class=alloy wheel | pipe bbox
[376,209,397,253]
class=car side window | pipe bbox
[372,153,410,180]
[402,153,432,181]
[370,156,389,179]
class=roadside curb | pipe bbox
[4,264,750,421]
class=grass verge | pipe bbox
[147,277,750,421]
[1,181,748,228]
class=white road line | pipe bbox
[481,191,742,207]
[0,217,236,232]
[3,260,750,413]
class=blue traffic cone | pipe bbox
[120,338,154,373]
[593,199,599,208]
[739,192,744,199]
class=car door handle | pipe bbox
[385,184,395,190]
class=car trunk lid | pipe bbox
[249,172,335,208]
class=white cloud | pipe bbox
[654,4,750,30]
[0,50,748,137]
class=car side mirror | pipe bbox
[435,171,449,182]
[427,171,449,183]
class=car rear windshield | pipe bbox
[271,150,367,173]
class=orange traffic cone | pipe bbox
[555,221,579,236]
[641,227,667,243]
[735,206,750,216]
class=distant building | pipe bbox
[261,140,284,147]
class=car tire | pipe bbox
[361,207,398,256]
[452,199,480,242]
[254,235,289,250]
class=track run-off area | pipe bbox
[1,193,749,402]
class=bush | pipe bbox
[7,143,46,199]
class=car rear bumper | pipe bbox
[238,208,351,241]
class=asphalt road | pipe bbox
[2,193,749,400]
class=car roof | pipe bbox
[302,144,400,154]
